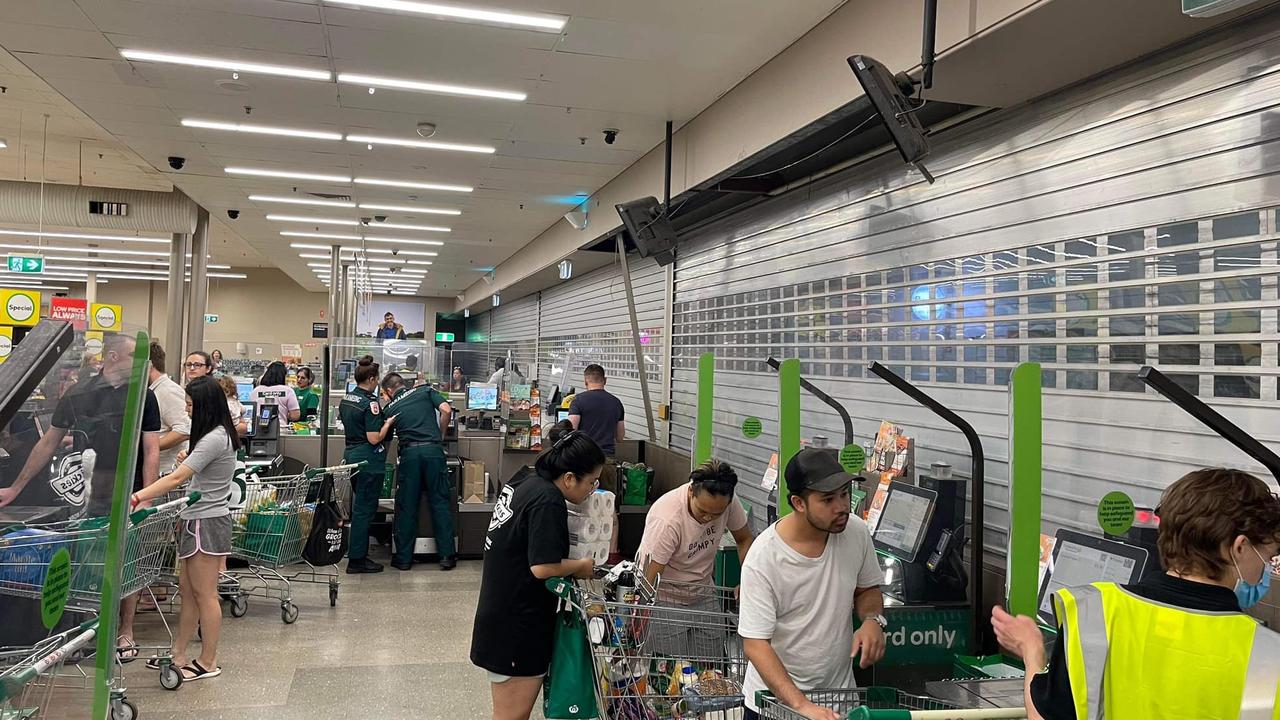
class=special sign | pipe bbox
[0,327,12,365]
[0,289,40,326]
[89,303,122,332]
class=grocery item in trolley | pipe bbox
[568,489,615,566]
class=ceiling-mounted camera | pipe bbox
[359,217,372,226]
[602,128,619,145]
[227,209,240,220]
[167,156,186,170]
[374,215,387,223]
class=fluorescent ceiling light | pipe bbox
[346,134,494,154]
[280,231,364,241]
[226,167,351,183]
[338,73,524,102]
[269,215,358,226]
[358,203,459,216]
[0,243,165,258]
[182,119,343,141]
[368,222,449,233]
[41,255,231,270]
[354,177,472,193]
[1,269,87,279]
[0,282,71,290]
[120,49,331,81]
[0,140,7,149]
[300,253,431,266]
[361,236,444,247]
[0,229,169,244]
[249,195,355,208]
[322,0,565,32]
[288,243,437,257]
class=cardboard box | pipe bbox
[462,460,486,501]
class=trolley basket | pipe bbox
[0,620,100,719]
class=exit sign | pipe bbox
[204,313,219,323]
[435,332,455,342]
[7,255,43,274]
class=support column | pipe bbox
[185,207,210,357]
[327,246,341,341]
[342,263,357,339]
[85,273,98,305]
[165,232,189,380]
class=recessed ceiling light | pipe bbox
[361,236,444,247]
[346,134,494,154]
[249,195,355,208]
[182,119,343,141]
[0,139,7,149]
[268,215,359,226]
[280,231,364,241]
[322,0,566,32]
[338,73,524,102]
[0,229,170,244]
[357,202,459,216]
[226,167,351,183]
[368,222,450,233]
[354,177,472,193]
[120,49,332,81]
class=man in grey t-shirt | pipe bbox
[738,449,887,720]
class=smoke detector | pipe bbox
[416,122,438,138]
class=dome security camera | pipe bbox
[167,156,186,170]
[227,209,240,220]
[602,129,619,145]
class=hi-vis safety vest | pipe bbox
[1055,582,1280,720]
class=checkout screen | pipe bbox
[875,490,932,559]
[1039,541,1137,617]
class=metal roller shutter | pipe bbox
[539,256,667,441]
[491,293,540,383]
[671,16,1280,549]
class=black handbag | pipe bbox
[303,472,349,566]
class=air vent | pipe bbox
[308,192,353,201]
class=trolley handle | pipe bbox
[129,491,201,523]
[305,461,366,479]
[0,619,99,703]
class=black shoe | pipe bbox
[345,558,384,574]
[391,560,413,571]
[439,555,457,571]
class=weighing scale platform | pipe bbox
[925,678,1027,710]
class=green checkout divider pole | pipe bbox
[1006,362,1043,618]
[694,353,714,467]
[777,358,801,518]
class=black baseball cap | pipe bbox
[784,447,854,498]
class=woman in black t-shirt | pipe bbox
[470,431,604,720]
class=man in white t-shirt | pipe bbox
[149,342,191,474]
[739,448,887,720]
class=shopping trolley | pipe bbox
[223,463,358,624]
[755,688,1028,720]
[0,619,102,720]
[563,564,747,719]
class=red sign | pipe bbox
[49,298,88,328]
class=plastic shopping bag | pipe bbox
[543,578,599,719]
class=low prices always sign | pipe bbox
[49,298,88,328]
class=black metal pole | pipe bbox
[663,120,673,212]
[921,0,938,90]
[868,361,984,653]
[765,357,854,447]
[319,344,331,469]
[1138,366,1280,481]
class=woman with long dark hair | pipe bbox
[471,431,604,720]
[131,376,240,681]
[251,361,300,422]
[294,366,321,419]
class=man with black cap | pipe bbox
[738,448,887,720]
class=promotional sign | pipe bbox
[50,297,88,328]
[89,303,122,332]
[7,255,44,274]
[312,322,328,339]
[0,288,41,326]
[84,331,104,359]
[280,344,303,364]
[0,326,12,364]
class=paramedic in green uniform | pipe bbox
[340,356,398,574]
[381,372,456,571]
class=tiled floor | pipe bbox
[119,551,523,720]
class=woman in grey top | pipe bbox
[132,375,239,682]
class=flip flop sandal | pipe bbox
[180,661,221,681]
[116,641,139,664]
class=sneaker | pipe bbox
[345,558,384,574]
[391,560,413,571]
[439,555,457,571]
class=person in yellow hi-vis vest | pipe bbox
[993,468,1280,720]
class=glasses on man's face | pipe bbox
[184,362,208,370]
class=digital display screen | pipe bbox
[1039,540,1139,618]
[557,409,570,423]
[260,406,272,420]
[874,487,933,561]
[468,384,499,411]
[236,382,254,404]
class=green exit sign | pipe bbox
[204,313,219,323]
[435,332,455,342]
[7,255,43,274]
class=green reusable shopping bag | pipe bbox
[543,578,598,719]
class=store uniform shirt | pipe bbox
[636,482,748,589]
[178,426,236,520]
[294,386,321,418]
[471,473,570,676]
[383,385,449,443]
[338,387,387,469]
[150,373,190,473]
[250,383,300,421]
[738,517,884,712]
[50,374,162,514]
[1029,573,1244,720]
[568,388,625,455]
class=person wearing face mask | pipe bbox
[992,467,1280,720]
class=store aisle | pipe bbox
[124,559,521,719]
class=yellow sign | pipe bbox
[89,303,122,331]
[84,331,104,360]
[0,289,41,326]
[0,327,12,364]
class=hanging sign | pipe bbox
[0,289,40,326]
[50,298,88,328]
[84,331,104,360]
[0,326,12,364]
[7,255,44,274]
[89,303,122,332]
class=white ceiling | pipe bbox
[0,0,847,296]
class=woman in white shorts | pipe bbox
[132,375,239,682]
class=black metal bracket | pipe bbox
[867,361,985,653]
[1138,366,1280,481]
[0,321,75,431]
[765,357,854,447]
[319,343,331,470]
